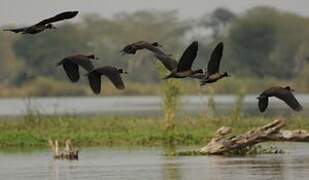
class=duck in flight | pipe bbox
[162,41,203,79]
[121,40,177,71]
[57,54,97,83]
[199,42,230,85]
[120,41,162,55]
[3,11,78,34]
[85,66,127,94]
[122,41,202,79]
[257,86,303,112]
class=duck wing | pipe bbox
[88,72,101,94]
[176,41,198,72]
[3,27,28,33]
[62,61,79,82]
[99,67,125,90]
[271,88,303,111]
[36,11,78,26]
[72,56,95,72]
[207,42,224,75]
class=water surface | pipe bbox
[1,143,309,180]
[0,95,307,117]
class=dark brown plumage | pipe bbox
[122,41,178,71]
[200,42,230,85]
[57,54,97,83]
[163,41,203,79]
[121,41,177,71]
[257,86,303,112]
[3,11,78,34]
[121,41,161,55]
[85,66,127,94]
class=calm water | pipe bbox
[1,143,309,180]
[0,95,308,117]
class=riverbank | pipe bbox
[0,115,308,148]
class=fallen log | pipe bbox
[49,139,79,160]
[198,117,309,155]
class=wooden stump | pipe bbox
[199,118,309,155]
[49,139,79,160]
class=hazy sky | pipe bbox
[1,0,309,26]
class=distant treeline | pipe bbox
[0,6,308,94]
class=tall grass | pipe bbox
[0,115,308,148]
[232,87,247,123]
[157,64,183,131]
[161,79,182,130]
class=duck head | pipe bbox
[46,24,56,29]
[87,54,99,60]
[118,69,128,74]
[285,86,295,92]
[223,72,231,77]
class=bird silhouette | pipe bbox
[85,66,127,94]
[257,86,303,112]
[121,40,177,71]
[162,41,203,79]
[200,42,230,85]
[3,11,78,34]
[57,54,97,83]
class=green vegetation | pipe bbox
[0,115,308,148]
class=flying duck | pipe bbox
[121,40,177,71]
[257,86,303,112]
[3,11,78,34]
[163,41,203,79]
[85,66,127,94]
[120,41,162,55]
[200,42,230,85]
[57,54,97,83]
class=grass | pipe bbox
[0,115,308,148]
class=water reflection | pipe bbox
[162,146,181,180]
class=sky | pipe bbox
[1,0,309,26]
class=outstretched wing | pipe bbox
[140,42,177,71]
[88,73,101,94]
[272,89,303,111]
[62,61,79,82]
[36,11,78,26]
[73,57,95,72]
[3,27,28,33]
[207,42,224,75]
[176,41,198,72]
[104,72,125,90]
[101,67,125,90]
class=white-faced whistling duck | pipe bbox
[162,41,204,79]
[85,66,127,94]
[3,11,78,34]
[257,86,303,112]
[121,40,178,71]
[57,54,98,83]
[199,42,230,85]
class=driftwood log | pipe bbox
[49,139,79,160]
[199,118,309,155]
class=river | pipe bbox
[1,143,309,180]
[0,95,307,117]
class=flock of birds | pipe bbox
[3,11,304,113]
